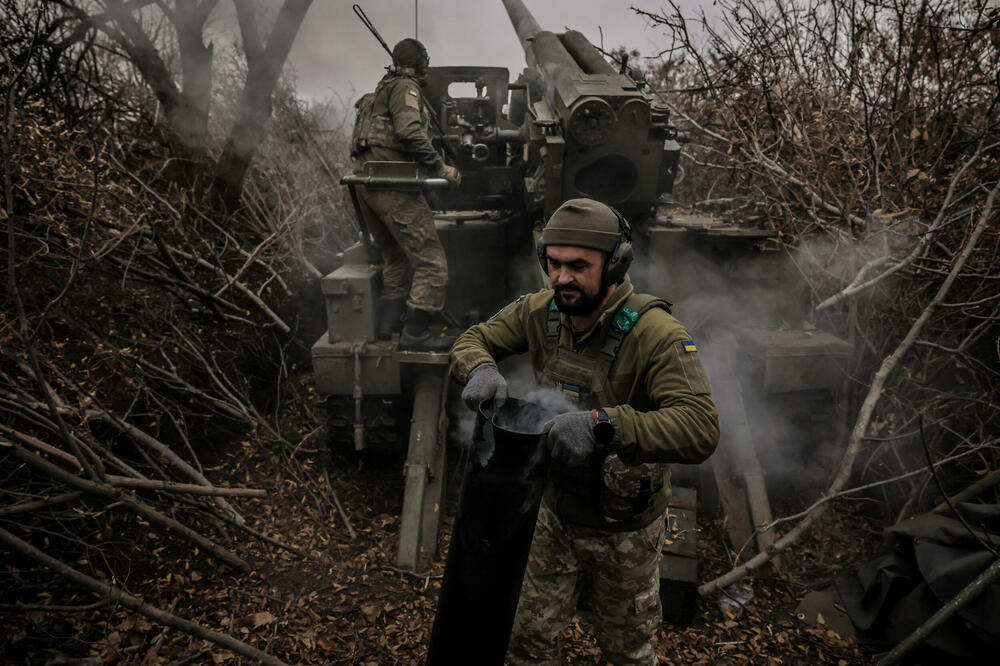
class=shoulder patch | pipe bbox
[673,339,711,394]
[404,87,420,109]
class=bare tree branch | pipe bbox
[0,527,290,666]
[700,178,999,597]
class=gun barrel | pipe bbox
[501,0,542,56]
[562,30,616,75]
[503,1,595,79]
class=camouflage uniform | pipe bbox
[450,275,719,665]
[510,501,666,665]
[356,187,447,311]
[352,72,448,312]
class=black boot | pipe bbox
[399,307,453,352]
[377,297,406,340]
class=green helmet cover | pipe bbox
[392,38,429,75]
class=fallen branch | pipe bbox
[698,178,999,597]
[322,466,356,540]
[0,491,86,517]
[877,556,1000,666]
[0,527,289,666]
[217,510,328,564]
[88,411,248,525]
[10,443,250,571]
[0,425,81,468]
[106,475,266,497]
[934,469,1000,513]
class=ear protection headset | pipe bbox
[537,203,634,288]
[602,206,633,287]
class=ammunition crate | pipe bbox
[737,328,853,393]
[322,264,381,343]
[311,334,400,396]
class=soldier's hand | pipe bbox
[544,411,599,467]
[440,164,462,186]
[461,362,507,410]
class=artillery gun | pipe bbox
[314,0,851,623]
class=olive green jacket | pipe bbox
[450,275,720,529]
[352,73,443,175]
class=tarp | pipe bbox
[834,503,1000,657]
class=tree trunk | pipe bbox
[96,1,215,184]
[211,0,313,210]
[168,0,217,185]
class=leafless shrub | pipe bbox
[1,2,350,658]
[638,0,999,517]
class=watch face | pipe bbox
[594,419,614,445]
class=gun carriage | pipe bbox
[313,0,851,624]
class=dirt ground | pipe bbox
[3,384,904,665]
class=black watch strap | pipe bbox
[592,408,614,445]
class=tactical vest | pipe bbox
[351,74,431,158]
[538,292,673,526]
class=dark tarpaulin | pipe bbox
[834,503,1000,658]
[426,398,554,666]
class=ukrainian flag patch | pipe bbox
[682,339,698,353]
[404,87,420,108]
[559,382,581,399]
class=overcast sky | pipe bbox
[281,0,707,104]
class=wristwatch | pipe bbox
[591,408,615,445]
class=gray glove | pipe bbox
[461,363,508,410]
[544,411,599,466]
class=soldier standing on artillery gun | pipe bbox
[451,198,720,665]
[350,38,461,352]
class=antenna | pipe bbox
[352,4,392,57]
[351,1,458,160]
[415,0,418,39]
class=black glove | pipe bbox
[544,411,599,466]
[461,363,508,410]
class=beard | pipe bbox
[554,283,608,316]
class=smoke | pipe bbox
[448,356,575,450]
[790,224,914,310]
[630,235,849,493]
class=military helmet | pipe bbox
[538,198,633,287]
[392,38,429,75]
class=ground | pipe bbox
[2,378,894,665]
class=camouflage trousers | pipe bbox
[507,498,666,666]
[356,187,447,312]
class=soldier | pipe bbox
[450,198,719,665]
[351,38,460,351]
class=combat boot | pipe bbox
[377,297,406,340]
[398,307,453,352]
